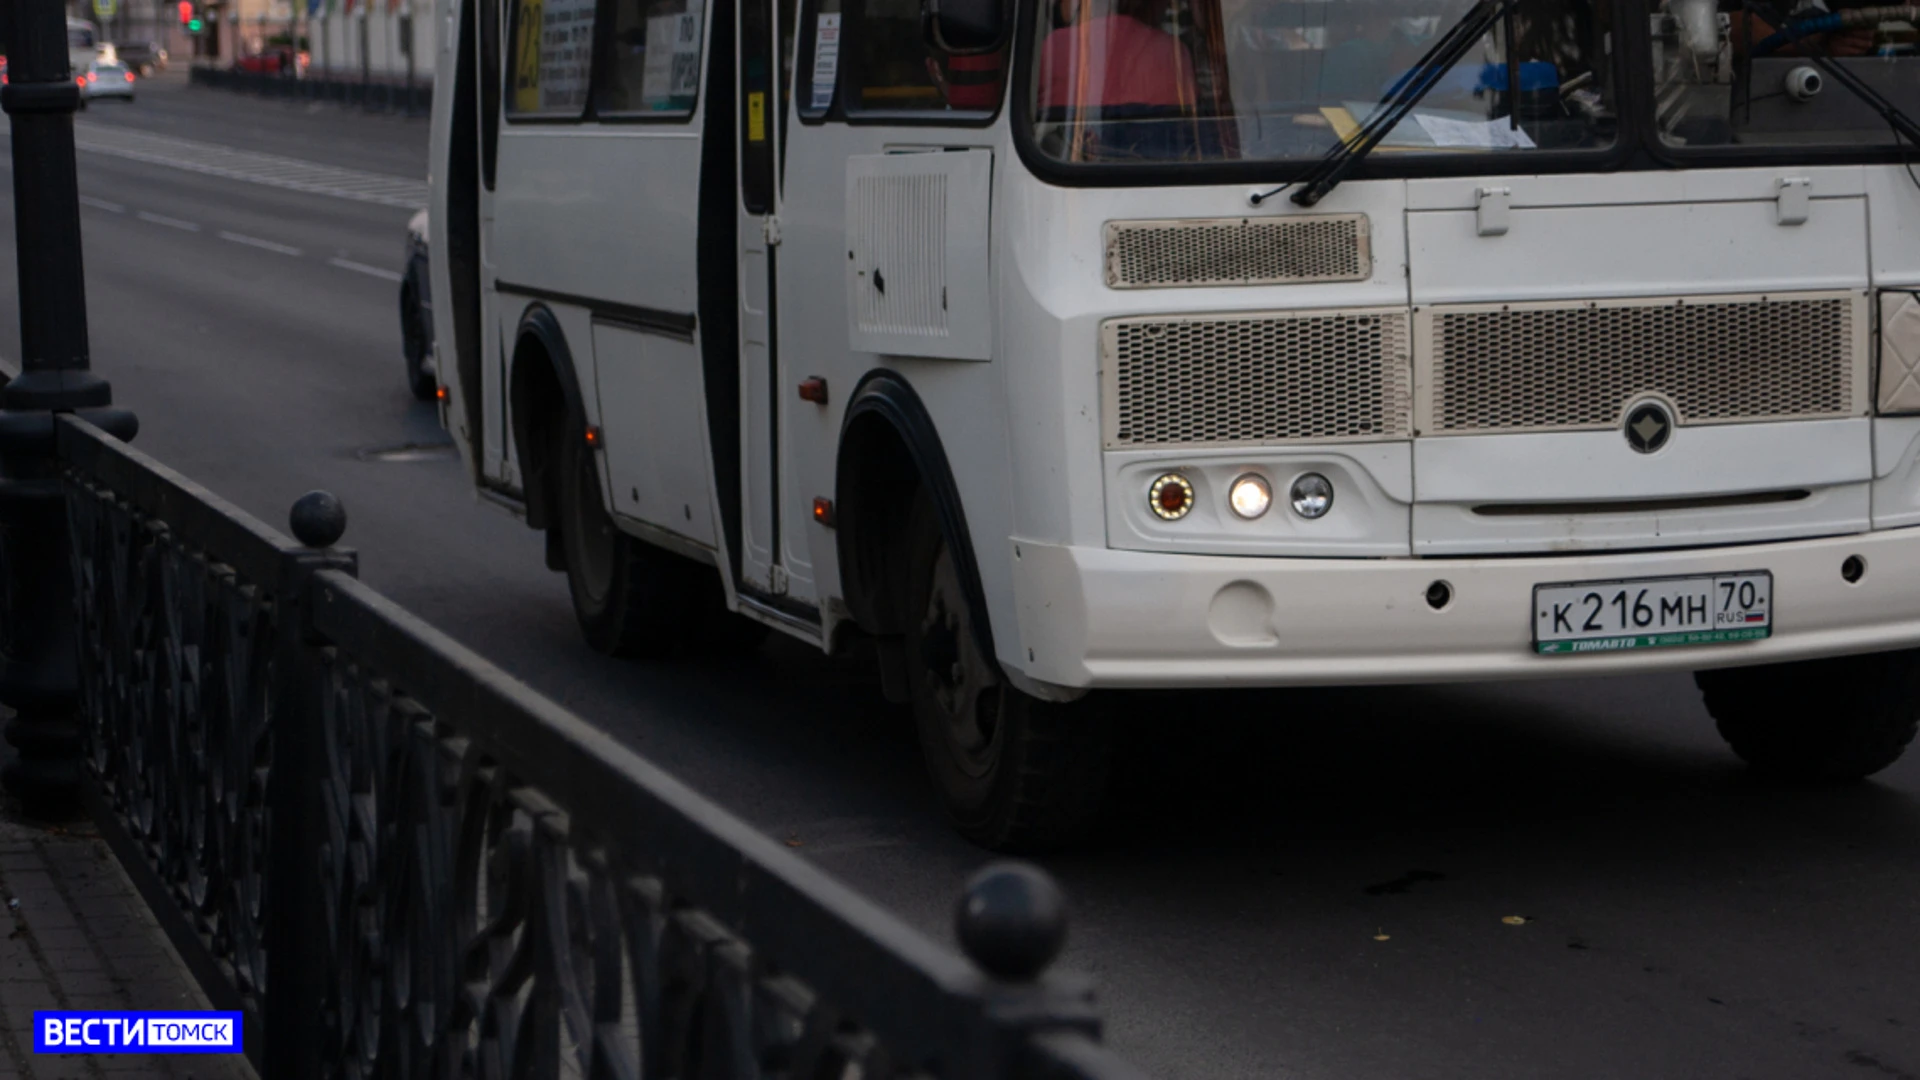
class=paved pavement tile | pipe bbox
[0,814,252,1079]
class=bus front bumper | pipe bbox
[1005,529,1920,689]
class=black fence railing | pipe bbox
[188,65,430,116]
[51,411,1149,1080]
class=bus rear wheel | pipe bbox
[551,417,767,658]
[1695,650,1920,781]
[900,495,1111,851]
[553,418,689,657]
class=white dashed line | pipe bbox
[328,257,403,283]
[135,210,200,232]
[78,195,125,213]
[218,230,303,257]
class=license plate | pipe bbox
[1533,572,1772,655]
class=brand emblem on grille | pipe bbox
[1624,402,1673,454]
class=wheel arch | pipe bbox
[835,370,996,662]
[507,303,586,531]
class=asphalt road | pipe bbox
[3,73,1918,1079]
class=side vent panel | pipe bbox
[1104,215,1372,289]
[845,150,993,361]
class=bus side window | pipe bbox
[506,0,598,118]
[593,0,704,117]
[845,0,1005,115]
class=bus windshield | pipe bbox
[1025,0,1617,164]
[1650,0,1920,149]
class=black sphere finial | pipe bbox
[289,490,347,549]
[955,862,1068,982]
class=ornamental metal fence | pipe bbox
[35,409,1151,1079]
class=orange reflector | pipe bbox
[435,384,448,401]
[812,497,835,527]
[797,376,828,404]
[584,425,601,447]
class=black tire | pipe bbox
[900,493,1111,851]
[400,266,436,402]
[551,416,766,657]
[1696,649,1920,781]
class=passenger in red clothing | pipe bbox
[1037,0,1199,112]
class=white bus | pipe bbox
[429,0,1920,848]
[68,16,103,74]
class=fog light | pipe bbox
[1289,473,1333,519]
[1228,473,1271,519]
[1148,473,1195,520]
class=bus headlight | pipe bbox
[1228,473,1272,519]
[1148,473,1195,520]
[1289,473,1334,519]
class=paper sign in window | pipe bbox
[810,13,840,110]
[640,11,701,111]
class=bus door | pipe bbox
[736,0,789,598]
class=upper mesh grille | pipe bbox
[1102,309,1411,448]
[1425,294,1860,434]
[1104,215,1371,289]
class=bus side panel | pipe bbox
[591,324,719,547]
[491,134,703,318]
[491,130,705,528]
[778,121,1025,667]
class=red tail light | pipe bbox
[124,72,135,82]
[85,72,97,83]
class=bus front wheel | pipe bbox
[1696,650,1920,781]
[900,494,1111,851]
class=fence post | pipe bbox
[0,0,136,818]
[262,491,354,1077]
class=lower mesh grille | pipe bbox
[1102,309,1412,448]
[1420,292,1864,434]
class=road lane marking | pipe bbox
[218,230,303,257]
[329,257,403,283]
[136,210,200,232]
[78,195,125,213]
[63,123,428,210]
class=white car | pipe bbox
[80,59,135,103]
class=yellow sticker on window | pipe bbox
[512,0,544,113]
[747,91,766,143]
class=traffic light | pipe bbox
[177,1,191,23]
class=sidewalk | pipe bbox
[0,811,254,1080]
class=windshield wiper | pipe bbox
[1267,0,1523,208]
[1744,1,1920,146]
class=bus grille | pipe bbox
[1104,215,1372,289]
[1101,309,1412,448]
[1419,292,1866,434]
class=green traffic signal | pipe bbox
[187,17,202,30]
